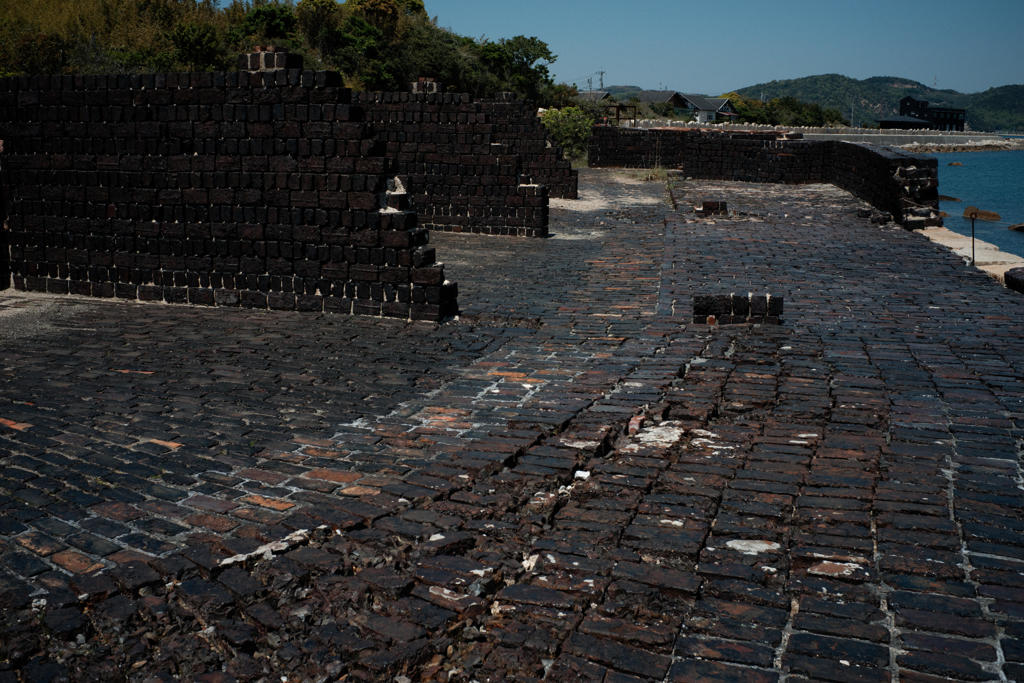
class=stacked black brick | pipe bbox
[588,127,782,173]
[692,293,783,324]
[485,98,578,199]
[354,91,579,237]
[829,141,939,229]
[0,231,8,291]
[1006,268,1024,295]
[354,91,548,237]
[589,127,940,228]
[0,165,8,289]
[0,68,457,320]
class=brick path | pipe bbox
[1,169,1023,680]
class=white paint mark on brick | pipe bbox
[726,539,781,555]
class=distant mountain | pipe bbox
[604,85,647,99]
[733,74,1024,132]
[603,76,1024,132]
[605,84,714,100]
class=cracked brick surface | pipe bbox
[1,169,1023,681]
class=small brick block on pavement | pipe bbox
[693,293,783,324]
[1005,267,1024,294]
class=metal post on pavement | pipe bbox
[971,215,976,265]
[962,206,1001,267]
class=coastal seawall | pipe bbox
[588,126,941,228]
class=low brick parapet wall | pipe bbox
[589,127,940,228]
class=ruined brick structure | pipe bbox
[0,178,8,291]
[0,60,457,320]
[0,230,8,291]
[589,127,940,228]
[353,91,577,237]
[484,98,578,200]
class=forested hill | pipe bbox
[0,0,571,105]
[734,74,1024,132]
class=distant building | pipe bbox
[678,94,737,124]
[877,114,934,130]
[888,96,965,131]
[624,90,737,123]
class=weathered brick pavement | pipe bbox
[2,168,1023,681]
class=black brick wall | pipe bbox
[0,70,457,320]
[588,127,940,227]
[354,91,578,237]
[484,99,578,199]
[1,173,8,291]
[0,230,8,291]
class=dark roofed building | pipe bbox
[678,94,737,123]
[625,91,737,123]
[625,90,688,108]
[897,96,965,131]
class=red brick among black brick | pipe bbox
[589,126,940,229]
[0,61,457,320]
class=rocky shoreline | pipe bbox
[898,139,1024,153]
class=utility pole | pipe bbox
[587,76,593,92]
[597,70,606,89]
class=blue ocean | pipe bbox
[932,150,1024,259]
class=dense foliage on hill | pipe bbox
[0,0,567,103]
[600,86,845,127]
[721,93,846,127]
[734,74,1024,132]
[605,76,1022,132]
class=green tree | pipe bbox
[349,0,399,36]
[542,82,578,109]
[325,13,388,88]
[9,32,67,74]
[296,0,341,55]
[395,0,426,15]
[233,2,296,46]
[172,21,224,71]
[478,35,555,102]
[380,16,493,96]
[541,106,594,162]
[0,0,579,107]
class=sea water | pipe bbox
[932,150,1024,259]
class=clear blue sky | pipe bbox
[424,0,1024,94]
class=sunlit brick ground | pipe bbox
[2,169,1022,680]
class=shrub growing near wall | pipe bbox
[541,106,594,162]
